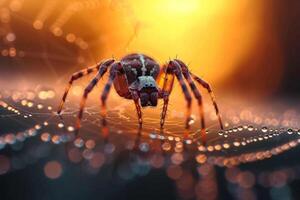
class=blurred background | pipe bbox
[0,0,299,97]
[0,1,300,200]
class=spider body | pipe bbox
[113,54,160,107]
[58,53,223,143]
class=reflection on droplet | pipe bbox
[248,126,254,131]
[67,126,75,132]
[162,142,172,151]
[51,135,61,144]
[261,127,268,133]
[287,129,293,135]
[58,123,64,128]
[223,143,230,149]
[196,154,207,164]
[41,132,51,142]
[74,138,84,148]
[139,142,150,152]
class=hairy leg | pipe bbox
[131,91,143,126]
[168,61,193,139]
[58,59,114,114]
[159,65,175,129]
[173,60,207,144]
[190,72,224,130]
[100,62,121,138]
[74,59,115,132]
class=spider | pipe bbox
[57,53,223,143]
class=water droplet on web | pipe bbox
[248,126,254,131]
[233,141,240,147]
[67,126,75,132]
[58,123,64,128]
[287,129,294,135]
[261,127,268,133]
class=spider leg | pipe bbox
[131,91,143,126]
[57,59,115,114]
[167,61,193,139]
[173,60,206,144]
[159,65,175,129]
[190,72,224,130]
[74,59,115,131]
[100,62,121,138]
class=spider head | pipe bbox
[134,76,158,107]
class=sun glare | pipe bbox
[95,0,265,84]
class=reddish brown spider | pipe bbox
[57,53,223,143]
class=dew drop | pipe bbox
[248,126,254,131]
[58,123,64,128]
[218,131,224,136]
[261,127,268,133]
[238,126,243,131]
[287,129,293,135]
[67,126,75,132]
[233,141,240,147]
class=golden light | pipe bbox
[94,0,268,85]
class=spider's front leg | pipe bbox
[159,65,175,129]
[99,62,122,138]
[74,59,115,132]
[164,61,193,139]
[57,59,114,114]
[131,91,143,126]
[171,60,207,143]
